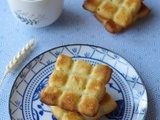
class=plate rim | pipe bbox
[8,43,148,120]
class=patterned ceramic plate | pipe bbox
[9,44,148,120]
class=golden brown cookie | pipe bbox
[94,3,150,33]
[83,0,150,33]
[40,54,113,117]
[50,92,117,120]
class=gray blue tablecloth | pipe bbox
[0,0,159,119]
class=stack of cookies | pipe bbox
[40,54,117,120]
[83,0,150,33]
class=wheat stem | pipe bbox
[0,39,35,87]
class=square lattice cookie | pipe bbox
[40,54,113,117]
[50,92,117,120]
[83,0,150,33]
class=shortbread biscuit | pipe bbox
[50,92,117,120]
[94,3,150,33]
[83,0,142,26]
[83,0,150,33]
[40,54,113,117]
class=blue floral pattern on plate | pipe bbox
[9,44,148,120]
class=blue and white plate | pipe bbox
[9,44,148,120]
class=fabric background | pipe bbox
[0,0,160,119]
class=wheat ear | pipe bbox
[0,39,35,87]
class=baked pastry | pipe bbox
[50,92,117,120]
[40,54,113,117]
[83,0,150,33]
[94,3,150,33]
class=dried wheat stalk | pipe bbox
[0,39,35,87]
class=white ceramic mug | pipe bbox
[8,0,64,28]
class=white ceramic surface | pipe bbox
[7,0,64,27]
[9,44,148,120]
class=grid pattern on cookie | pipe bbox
[50,92,117,120]
[94,2,149,33]
[83,0,142,27]
[40,54,112,117]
